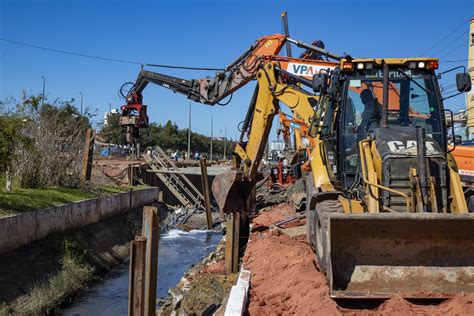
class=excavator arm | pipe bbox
[211,61,335,213]
[120,34,340,149]
[125,34,288,106]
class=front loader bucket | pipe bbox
[328,213,474,298]
[211,170,253,215]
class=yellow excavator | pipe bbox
[120,33,474,298]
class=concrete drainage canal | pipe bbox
[61,228,222,315]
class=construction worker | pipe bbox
[356,89,381,133]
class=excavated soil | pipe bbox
[251,203,295,229]
[243,203,474,315]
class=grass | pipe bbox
[14,240,95,316]
[0,303,9,316]
[0,183,134,217]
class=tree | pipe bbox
[10,94,91,188]
[100,112,127,146]
[0,115,31,191]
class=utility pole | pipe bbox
[79,92,83,115]
[41,76,46,106]
[210,116,213,161]
[223,126,227,159]
[108,103,112,155]
[187,100,192,160]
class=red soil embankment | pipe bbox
[243,203,474,315]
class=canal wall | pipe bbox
[0,187,159,254]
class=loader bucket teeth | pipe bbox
[328,213,474,298]
[212,170,251,214]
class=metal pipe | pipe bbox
[240,83,258,142]
[287,37,342,61]
[281,12,292,57]
[381,62,389,128]
[417,126,430,212]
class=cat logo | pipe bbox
[387,140,438,154]
[264,40,274,48]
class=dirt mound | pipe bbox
[251,203,295,229]
[244,203,474,315]
[244,229,339,315]
[201,260,225,274]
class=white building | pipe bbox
[104,109,119,127]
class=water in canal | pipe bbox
[61,229,222,316]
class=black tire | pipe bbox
[314,199,342,273]
[306,207,316,249]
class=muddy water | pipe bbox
[60,229,222,316]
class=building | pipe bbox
[103,109,119,127]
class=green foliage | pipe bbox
[100,112,126,145]
[0,303,9,316]
[5,94,92,188]
[99,117,233,158]
[0,185,131,217]
[15,240,94,315]
[0,115,31,172]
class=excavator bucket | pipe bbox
[211,170,253,215]
[328,212,474,298]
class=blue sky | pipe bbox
[1,0,473,141]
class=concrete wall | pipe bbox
[0,187,158,254]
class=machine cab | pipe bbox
[320,58,449,190]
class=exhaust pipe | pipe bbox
[417,126,430,212]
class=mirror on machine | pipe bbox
[312,73,328,93]
[455,135,463,145]
[456,73,472,92]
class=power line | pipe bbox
[0,38,225,71]
[440,59,474,63]
[420,17,470,56]
[430,31,468,56]
[439,41,467,59]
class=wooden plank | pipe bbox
[225,212,240,274]
[81,128,94,182]
[233,212,240,273]
[142,206,160,316]
[200,157,213,229]
[225,213,234,275]
[128,237,146,316]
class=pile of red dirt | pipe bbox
[244,229,340,315]
[243,203,474,315]
[201,260,225,274]
[251,203,295,229]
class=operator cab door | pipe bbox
[339,68,447,190]
[319,97,341,187]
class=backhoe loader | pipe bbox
[305,57,474,298]
[120,32,474,299]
